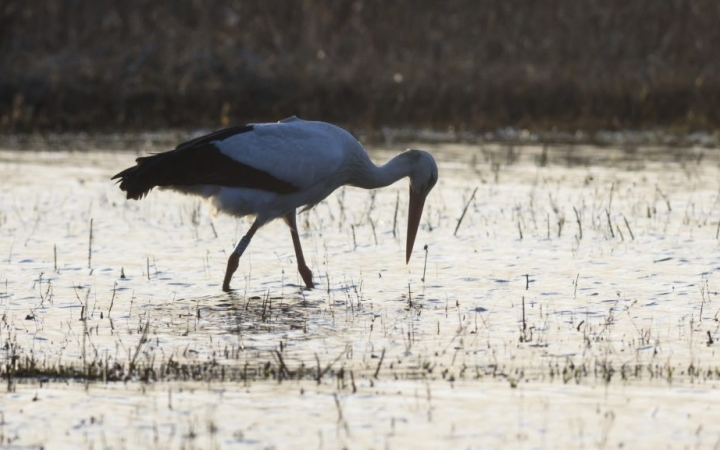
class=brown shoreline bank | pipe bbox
[2,1,719,133]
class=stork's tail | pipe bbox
[111,154,166,200]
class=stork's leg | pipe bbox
[222,221,260,292]
[283,212,314,288]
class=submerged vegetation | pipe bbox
[2,143,720,394]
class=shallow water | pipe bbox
[1,143,720,448]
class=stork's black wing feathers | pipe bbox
[112,125,300,200]
[174,125,254,151]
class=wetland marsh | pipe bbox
[2,141,720,448]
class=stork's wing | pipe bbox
[112,124,299,200]
[215,119,352,191]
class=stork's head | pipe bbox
[405,149,438,263]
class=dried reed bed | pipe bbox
[2,0,720,131]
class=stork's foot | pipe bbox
[299,265,314,289]
[223,253,240,292]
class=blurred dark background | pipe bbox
[2,0,719,133]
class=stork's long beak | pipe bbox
[406,188,427,263]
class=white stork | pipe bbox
[113,117,438,291]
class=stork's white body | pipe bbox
[199,117,364,222]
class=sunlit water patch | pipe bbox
[2,144,720,448]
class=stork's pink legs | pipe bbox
[222,214,313,292]
[222,221,259,292]
[284,212,314,288]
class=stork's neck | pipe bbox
[351,152,414,190]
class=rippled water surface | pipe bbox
[2,143,720,448]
